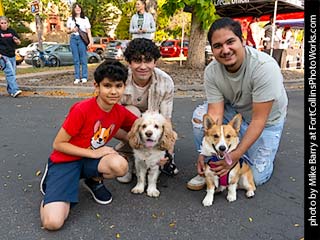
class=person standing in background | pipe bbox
[0,16,22,98]
[67,3,92,84]
[129,0,156,40]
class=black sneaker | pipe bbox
[39,163,48,195]
[83,178,112,205]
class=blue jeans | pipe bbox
[192,102,286,186]
[70,34,88,79]
[0,56,19,94]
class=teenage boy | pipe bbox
[39,60,137,231]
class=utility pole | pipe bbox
[31,0,43,51]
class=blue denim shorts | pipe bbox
[43,158,101,205]
[192,102,286,186]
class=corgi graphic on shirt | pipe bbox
[91,120,115,149]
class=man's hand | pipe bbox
[197,154,205,176]
[210,151,240,176]
[91,146,117,159]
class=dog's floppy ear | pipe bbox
[159,120,177,151]
[228,113,242,133]
[128,118,144,149]
[203,114,218,131]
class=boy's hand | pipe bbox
[91,146,117,158]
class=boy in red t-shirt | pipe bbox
[39,60,137,230]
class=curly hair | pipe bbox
[124,38,161,63]
[94,59,128,84]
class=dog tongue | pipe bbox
[145,140,155,148]
[225,153,233,165]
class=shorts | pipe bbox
[43,157,101,205]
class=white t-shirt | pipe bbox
[66,16,91,35]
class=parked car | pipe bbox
[16,41,58,57]
[160,39,189,58]
[24,44,101,67]
[103,40,129,60]
[15,50,24,65]
[88,37,113,56]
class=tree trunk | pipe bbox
[186,12,206,69]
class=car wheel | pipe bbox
[49,56,60,67]
[88,56,99,63]
[32,56,43,68]
[96,49,104,55]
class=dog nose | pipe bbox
[219,145,226,152]
[145,130,153,137]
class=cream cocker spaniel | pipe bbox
[128,111,177,197]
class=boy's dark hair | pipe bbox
[124,38,161,63]
[94,59,128,84]
[207,17,243,46]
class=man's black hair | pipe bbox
[94,59,128,84]
[207,17,243,46]
[124,38,161,63]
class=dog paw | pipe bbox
[131,185,144,194]
[147,188,160,198]
[202,196,214,206]
[227,194,237,202]
[246,190,255,198]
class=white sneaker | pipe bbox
[74,79,81,84]
[11,90,22,98]
[81,78,87,83]
[117,156,134,183]
[186,174,205,190]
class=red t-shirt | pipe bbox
[50,97,137,163]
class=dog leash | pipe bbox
[159,151,176,176]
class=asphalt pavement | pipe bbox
[0,90,304,240]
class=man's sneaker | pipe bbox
[40,163,48,195]
[11,90,22,98]
[186,174,206,190]
[83,178,112,205]
[74,79,81,84]
[116,171,133,183]
[81,78,87,83]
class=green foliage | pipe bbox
[162,0,219,30]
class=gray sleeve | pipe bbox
[204,66,224,103]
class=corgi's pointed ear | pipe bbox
[203,114,215,130]
[229,114,242,133]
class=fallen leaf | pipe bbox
[116,233,120,238]
[27,184,32,188]
[109,225,115,229]
[294,223,300,227]
[169,221,176,227]
[96,213,101,218]
[36,170,42,176]
[248,217,253,222]
[152,213,157,219]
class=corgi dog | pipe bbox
[200,113,256,206]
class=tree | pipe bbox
[162,0,219,68]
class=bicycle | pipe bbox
[31,50,59,68]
